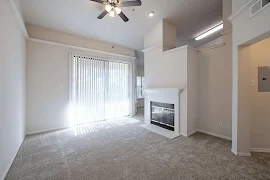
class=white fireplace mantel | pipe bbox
[141,88,184,139]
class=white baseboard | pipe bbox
[180,129,232,140]
[26,126,70,135]
[231,149,251,156]
[250,148,270,153]
[1,136,24,180]
[198,130,232,141]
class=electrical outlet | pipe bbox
[218,121,223,127]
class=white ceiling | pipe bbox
[20,0,222,50]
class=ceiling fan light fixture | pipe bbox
[92,0,141,22]
[105,4,112,12]
[109,10,115,17]
[115,7,122,14]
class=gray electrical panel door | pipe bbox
[258,66,270,92]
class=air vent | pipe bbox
[262,0,270,7]
[250,0,270,18]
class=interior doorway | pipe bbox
[238,37,270,153]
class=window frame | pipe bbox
[136,76,144,99]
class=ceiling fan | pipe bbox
[90,0,142,22]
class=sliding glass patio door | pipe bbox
[69,54,130,126]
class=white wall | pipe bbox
[144,20,176,50]
[223,0,232,30]
[26,29,136,134]
[187,48,199,135]
[231,0,270,154]
[247,38,270,150]
[198,33,232,138]
[196,0,233,139]
[162,21,177,50]
[145,47,187,89]
[0,1,26,179]
[232,0,248,14]
[144,46,188,135]
[144,21,163,49]
[26,25,135,58]
[135,50,144,66]
[137,65,144,77]
[144,19,200,136]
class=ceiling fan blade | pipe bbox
[90,0,105,4]
[97,10,108,19]
[120,0,142,7]
[118,12,129,22]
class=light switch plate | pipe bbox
[251,80,255,87]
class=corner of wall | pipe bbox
[6,0,28,39]
[186,48,199,135]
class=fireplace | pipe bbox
[141,88,182,139]
[151,101,175,131]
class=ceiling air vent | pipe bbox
[262,0,270,7]
[250,0,270,18]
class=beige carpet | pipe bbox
[5,110,270,180]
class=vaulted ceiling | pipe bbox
[20,0,222,52]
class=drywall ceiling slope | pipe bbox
[20,0,222,50]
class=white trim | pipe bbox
[231,149,251,156]
[26,126,70,135]
[163,44,177,51]
[250,148,270,153]
[142,44,197,53]
[131,60,136,116]
[0,136,24,180]
[142,43,163,53]
[198,43,226,52]
[5,0,29,39]
[220,28,232,36]
[228,0,257,22]
[164,45,198,54]
[27,38,136,60]
[198,130,232,140]
[142,43,177,53]
[163,45,189,54]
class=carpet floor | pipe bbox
[5,110,270,180]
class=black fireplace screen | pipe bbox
[150,102,175,131]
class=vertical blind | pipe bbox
[69,54,130,126]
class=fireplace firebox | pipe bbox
[150,101,175,131]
